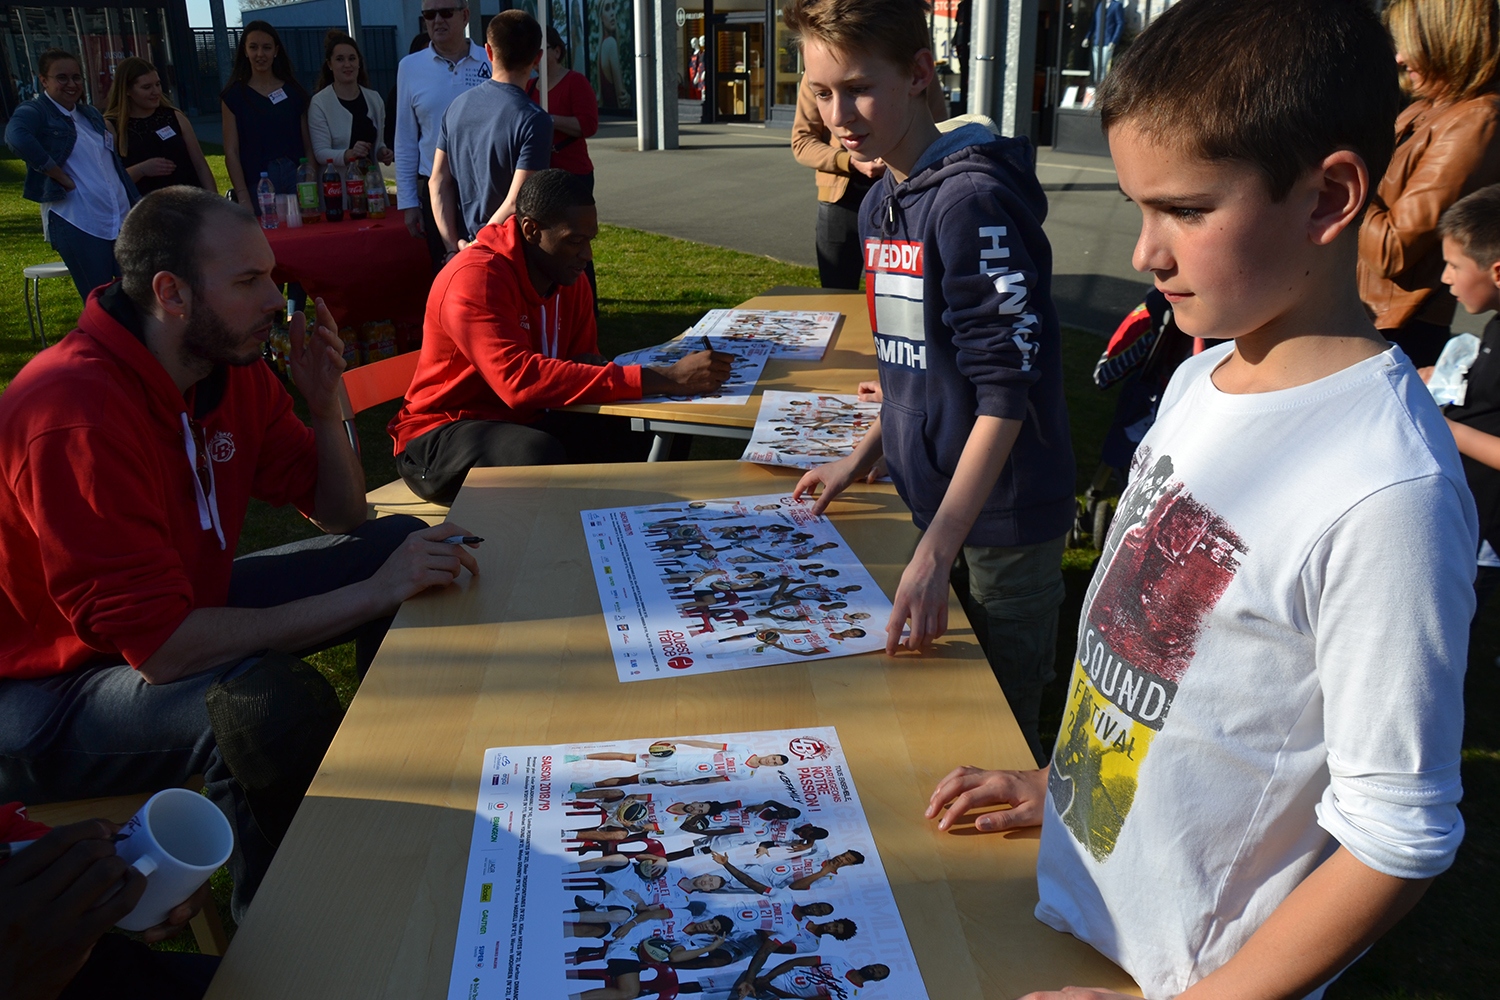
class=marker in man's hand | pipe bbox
[442,535,484,545]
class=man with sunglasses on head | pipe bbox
[395,0,491,269]
[0,187,481,924]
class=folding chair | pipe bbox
[339,351,449,523]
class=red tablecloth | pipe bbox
[264,218,431,333]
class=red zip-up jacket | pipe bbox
[0,287,320,680]
[388,217,642,454]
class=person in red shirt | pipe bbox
[0,807,217,1000]
[0,187,482,921]
[390,168,728,504]
[527,27,599,192]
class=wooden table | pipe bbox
[206,461,1136,999]
[570,288,876,459]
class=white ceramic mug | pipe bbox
[113,788,234,931]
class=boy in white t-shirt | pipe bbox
[925,1,1473,998]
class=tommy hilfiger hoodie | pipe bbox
[388,217,643,455]
[0,286,321,679]
[861,123,1075,547]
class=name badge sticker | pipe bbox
[268,88,288,104]
[103,129,114,152]
[156,125,177,140]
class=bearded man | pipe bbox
[0,186,481,921]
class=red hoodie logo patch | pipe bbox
[208,431,235,463]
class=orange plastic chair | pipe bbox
[338,352,448,522]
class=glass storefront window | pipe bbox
[2,5,176,112]
[771,6,801,109]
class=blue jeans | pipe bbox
[47,210,119,301]
[951,534,1069,766]
[0,515,424,921]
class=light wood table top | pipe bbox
[569,288,875,432]
[206,461,1136,1000]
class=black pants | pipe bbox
[397,412,653,505]
[815,179,873,290]
[1386,318,1452,368]
[416,173,448,273]
[60,933,218,1000]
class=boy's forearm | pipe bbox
[847,416,885,471]
[1181,847,1430,1000]
[1446,417,1500,470]
[918,415,1022,562]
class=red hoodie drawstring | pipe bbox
[180,412,226,551]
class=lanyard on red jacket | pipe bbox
[539,293,562,359]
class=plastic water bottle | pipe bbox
[296,158,321,224]
[256,173,278,229]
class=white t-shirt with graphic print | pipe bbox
[1035,344,1474,1000]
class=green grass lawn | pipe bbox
[1,150,1493,995]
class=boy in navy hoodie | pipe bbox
[788,0,1074,762]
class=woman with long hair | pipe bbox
[596,0,627,110]
[220,20,316,209]
[1359,0,1500,366]
[309,29,394,170]
[104,57,216,196]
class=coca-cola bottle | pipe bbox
[322,158,344,223]
[347,159,367,221]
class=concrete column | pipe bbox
[209,0,232,87]
[539,0,549,110]
[634,0,657,150]
[653,0,678,149]
[966,0,1036,140]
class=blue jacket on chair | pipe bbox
[5,95,140,206]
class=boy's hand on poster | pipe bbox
[791,456,860,514]
[886,537,950,654]
[863,456,887,483]
[856,380,883,402]
[926,765,1048,833]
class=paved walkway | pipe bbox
[589,121,1151,334]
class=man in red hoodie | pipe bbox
[390,168,730,504]
[0,187,481,920]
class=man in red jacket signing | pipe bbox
[0,187,481,922]
[390,168,729,504]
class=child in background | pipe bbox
[925,1,1474,997]
[786,0,1076,765]
[1437,185,1500,611]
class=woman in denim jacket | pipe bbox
[5,49,139,301]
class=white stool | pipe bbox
[23,260,71,347]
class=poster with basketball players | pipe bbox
[445,728,929,1000]
[581,494,893,683]
[687,310,842,361]
[614,339,774,405]
[741,392,882,471]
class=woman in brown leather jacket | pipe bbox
[1359,0,1500,366]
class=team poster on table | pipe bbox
[614,340,774,405]
[741,392,882,471]
[688,310,843,362]
[446,728,929,1000]
[581,494,893,683]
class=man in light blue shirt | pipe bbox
[394,0,491,268]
